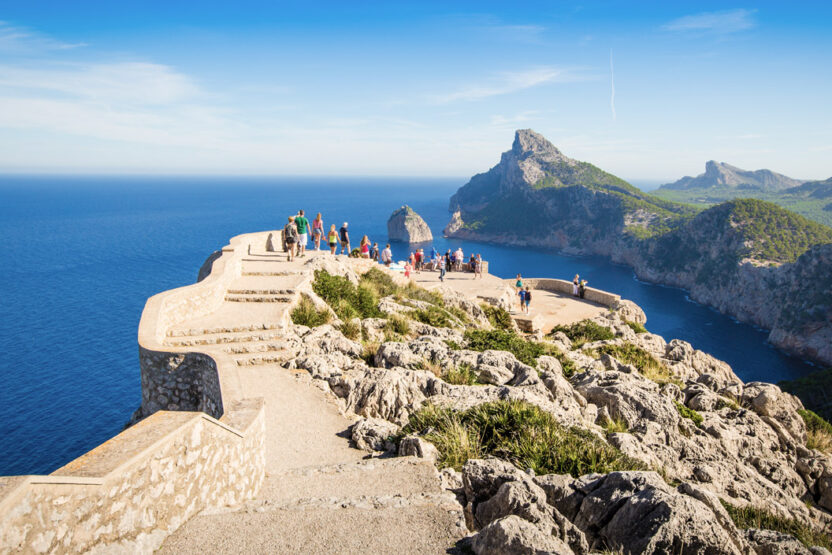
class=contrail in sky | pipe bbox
[610,48,616,121]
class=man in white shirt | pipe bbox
[381,244,393,266]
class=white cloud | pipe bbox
[0,21,86,52]
[663,9,757,34]
[430,67,573,104]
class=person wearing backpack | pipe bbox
[284,216,299,262]
[523,286,532,314]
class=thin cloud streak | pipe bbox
[430,67,573,104]
[663,9,757,34]
[0,21,87,52]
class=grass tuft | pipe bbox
[400,400,646,476]
[602,415,630,435]
[799,409,832,453]
[387,314,411,336]
[625,320,648,334]
[590,343,681,386]
[550,320,615,348]
[412,305,455,328]
[290,295,332,327]
[480,303,514,330]
[721,500,832,550]
[463,329,559,367]
[442,363,480,385]
[674,400,703,426]
[339,319,361,340]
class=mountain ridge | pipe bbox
[660,160,805,191]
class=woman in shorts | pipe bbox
[311,213,324,251]
[327,224,338,255]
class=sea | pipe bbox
[0,176,817,476]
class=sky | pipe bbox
[1,1,831,183]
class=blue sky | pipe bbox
[1,1,830,182]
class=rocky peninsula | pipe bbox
[445,129,832,367]
[388,205,433,243]
[3,232,832,554]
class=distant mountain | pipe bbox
[660,161,804,192]
[445,129,832,366]
[783,177,832,199]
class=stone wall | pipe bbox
[522,278,621,307]
[138,348,223,420]
[0,401,265,554]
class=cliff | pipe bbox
[445,130,832,366]
[387,205,433,243]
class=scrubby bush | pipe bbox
[463,329,558,367]
[674,400,703,426]
[339,320,361,340]
[481,303,514,330]
[550,320,615,347]
[625,320,648,334]
[442,363,480,385]
[290,295,331,327]
[721,500,832,550]
[412,305,453,328]
[590,343,679,385]
[401,400,646,475]
[799,409,832,453]
[387,314,411,336]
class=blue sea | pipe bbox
[0,176,817,476]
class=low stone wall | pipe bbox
[139,348,224,420]
[521,278,621,307]
[0,400,265,554]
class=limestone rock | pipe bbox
[471,515,573,555]
[387,205,433,243]
[351,417,399,452]
[743,528,816,554]
[398,435,439,463]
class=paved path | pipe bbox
[158,241,465,554]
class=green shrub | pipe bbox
[290,295,332,327]
[442,363,480,385]
[674,401,703,426]
[401,400,646,475]
[625,320,648,334]
[445,340,462,350]
[361,342,379,366]
[602,415,629,435]
[312,269,384,320]
[721,501,832,550]
[360,267,399,296]
[388,314,411,336]
[340,320,361,340]
[590,343,680,385]
[463,329,558,367]
[481,303,514,330]
[412,305,454,328]
[799,409,832,453]
[550,320,615,348]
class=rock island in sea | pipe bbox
[387,204,433,243]
[1,231,831,554]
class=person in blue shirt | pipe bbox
[518,288,526,314]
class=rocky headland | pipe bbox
[444,129,832,367]
[284,255,832,553]
[388,205,433,243]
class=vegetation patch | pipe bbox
[442,363,480,386]
[412,305,456,328]
[590,343,680,385]
[463,329,558,367]
[401,400,646,476]
[780,369,832,423]
[625,320,648,334]
[290,294,332,327]
[674,401,704,426]
[601,415,629,435]
[360,342,379,366]
[481,303,514,330]
[798,409,832,453]
[339,319,360,340]
[387,314,411,336]
[721,500,832,550]
[550,320,615,348]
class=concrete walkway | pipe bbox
[158,243,466,554]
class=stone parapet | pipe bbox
[520,278,621,307]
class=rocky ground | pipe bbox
[284,257,832,554]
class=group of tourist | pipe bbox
[401,247,483,280]
[572,274,588,299]
[514,273,532,313]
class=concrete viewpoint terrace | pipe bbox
[0,231,624,553]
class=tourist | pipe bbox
[371,242,379,261]
[523,286,532,314]
[327,224,338,255]
[295,209,310,257]
[439,255,446,282]
[360,235,370,258]
[572,274,580,297]
[455,247,464,271]
[415,248,423,272]
[404,259,412,279]
[381,243,393,266]
[475,254,483,279]
[311,212,324,251]
[469,254,476,273]
[339,222,350,254]
[579,279,587,299]
[284,216,298,261]
[515,274,523,310]
[518,287,526,313]
[445,250,452,272]
[408,251,415,269]
[430,246,437,262]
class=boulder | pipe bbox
[351,417,399,452]
[743,528,816,555]
[387,205,433,243]
[471,515,573,555]
[398,435,439,463]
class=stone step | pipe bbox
[234,351,295,366]
[222,341,294,355]
[167,323,281,338]
[226,288,295,295]
[224,295,293,303]
[165,330,283,347]
[241,270,297,277]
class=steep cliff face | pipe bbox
[387,205,433,243]
[446,130,832,365]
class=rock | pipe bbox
[398,435,439,463]
[300,324,362,357]
[612,299,647,325]
[387,205,433,243]
[573,370,679,429]
[292,352,358,379]
[743,528,815,554]
[471,515,573,555]
[351,417,399,452]
[742,382,806,445]
[374,342,425,369]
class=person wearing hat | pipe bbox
[339,222,351,255]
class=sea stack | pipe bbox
[387,205,433,243]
